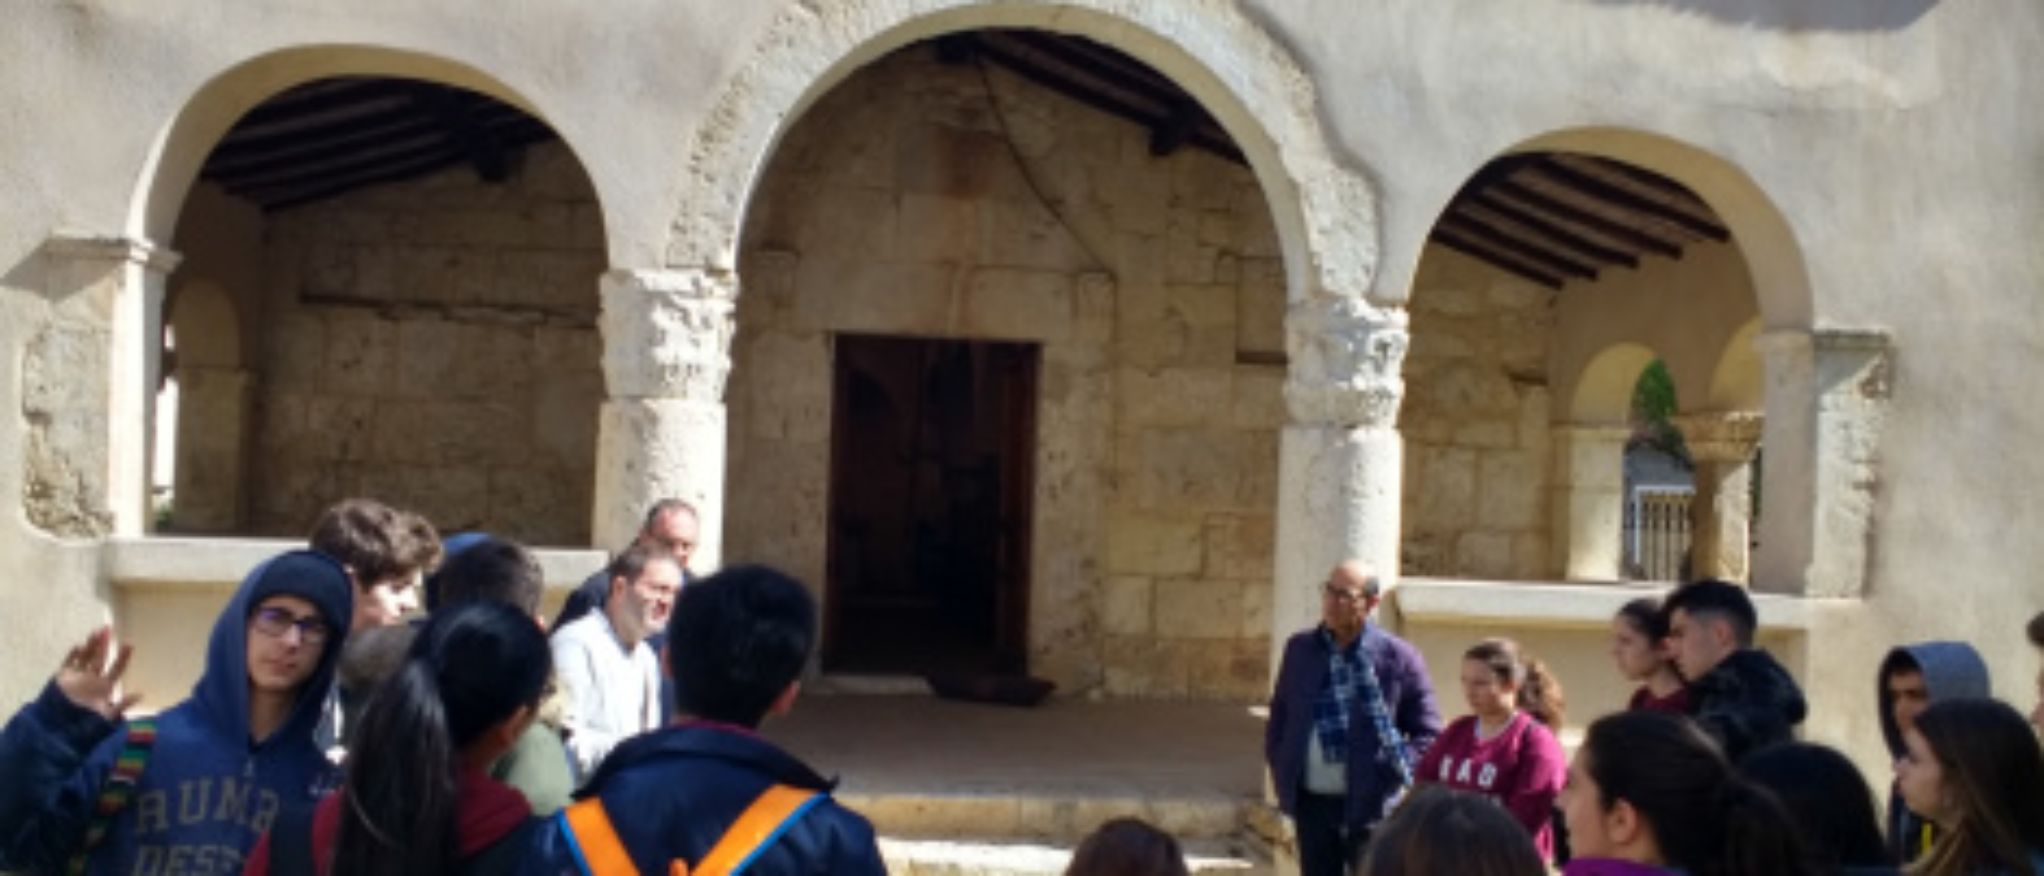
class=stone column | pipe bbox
[25,236,179,537]
[591,268,735,565]
[1675,411,1763,583]
[1751,330,1891,596]
[1271,298,1408,670]
[1549,425,1632,581]
[169,365,252,532]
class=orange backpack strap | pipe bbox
[559,797,640,876]
[688,785,825,876]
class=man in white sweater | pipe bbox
[550,542,683,780]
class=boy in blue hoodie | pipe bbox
[0,550,353,875]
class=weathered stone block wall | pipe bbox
[235,141,605,544]
[1401,245,1557,579]
[728,48,1282,699]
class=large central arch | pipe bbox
[665,0,1381,308]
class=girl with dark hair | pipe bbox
[1361,785,1545,876]
[1064,818,1189,876]
[1612,598,1689,713]
[1559,710,1810,876]
[1741,742,1897,874]
[1415,638,1569,862]
[1894,698,2044,876]
[245,601,553,876]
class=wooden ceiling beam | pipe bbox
[1523,157,1731,241]
[1488,179,1685,259]
[247,148,471,210]
[1430,229,1565,289]
[1464,194,1640,269]
[410,85,510,183]
[221,136,470,192]
[1440,214,1598,280]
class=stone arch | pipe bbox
[1706,317,1764,411]
[1509,127,1812,332]
[1569,342,1661,425]
[666,0,1378,307]
[128,44,609,254]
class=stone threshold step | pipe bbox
[839,791,1253,842]
[879,836,1272,876]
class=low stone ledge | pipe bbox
[102,535,606,591]
[1394,576,1827,631]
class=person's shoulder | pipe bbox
[552,612,604,644]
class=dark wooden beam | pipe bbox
[1430,228,1566,288]
[229,79,402,129]
[409,85,510,183]
[1440,214,1598,280]
[205,128,450,181]
[252,148,471,210]
[1463,194,1640,269]
[1523,157,1730,241]
[213,132,474,191]
[971,39,1244,166]
[1487,178,1685,259]
[1004,31,1186,112]
[1577,154,1713,206]
[207,115,444,173]
[1149,102,1196,157]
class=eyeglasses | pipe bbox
[1322,584,1370,605]
[251,606,330,646]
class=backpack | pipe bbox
[64,718,158,876]
[557,784,825,875]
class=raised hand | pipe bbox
[54,626,140,720]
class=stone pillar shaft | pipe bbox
[1272,298,1407,671]
[591,268,735,564]
[1675,412,1763,583]
[1752,330,1890,596]
[27,236,179,537]
[1549,425,1631,581]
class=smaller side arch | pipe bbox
[1568,342,1660,424]
[1705,318,1764,411]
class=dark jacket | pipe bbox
[518,723,885,875]
[1265,623,1442,829]
[1688,647,1807,763]
[0,551,352,875]
[243,766,535,875]
[1877,642,1990,866]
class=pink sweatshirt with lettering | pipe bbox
[1414,712,1568,861]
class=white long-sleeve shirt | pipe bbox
[550,608,661,781]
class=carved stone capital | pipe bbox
[600,268,737,402]
[1283,297,1408,428]
[1673,411,1764,463]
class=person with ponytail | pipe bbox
[1893,698,2044,876]
[1612,598,1689,714]
[1415,638,1569,862]
[1558,710,1810,876]
[244,600,553,876]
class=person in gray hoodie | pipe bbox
[1877,640,1991,866]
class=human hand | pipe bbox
[54,626,140,720]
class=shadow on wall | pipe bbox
[1588,0,1937,31]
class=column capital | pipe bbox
[1284,297,1408,428]
[1673,411,1764,463]
[600,267,737,402]
[45,233,182,274]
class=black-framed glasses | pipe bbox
[251,606,330,646]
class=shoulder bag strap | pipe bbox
[65,717,157,876]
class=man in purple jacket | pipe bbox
[1266,560,1442,876]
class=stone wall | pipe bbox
[727,47,1283,699]
[1400,245,1557,580]
[229,141,606,544]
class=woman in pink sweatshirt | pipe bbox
[1414,638,1568,862]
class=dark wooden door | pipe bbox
[823,335,1037,675]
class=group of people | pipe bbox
[4,496,2043,876]
[1264,561,2044,876]
[0,497,886,875]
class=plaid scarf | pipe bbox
[1312,627,1414,785]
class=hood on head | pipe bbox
[190,549,354,744]
[1878,641,1991,755]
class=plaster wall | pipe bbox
[726,48,1283,699]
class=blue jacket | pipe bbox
[0,551,352,875]
[1265,623,1442,829]
[519,723,885,875]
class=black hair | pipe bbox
[1578,711,1809,876]
[1911,698,2044,876]
[2028,611,2044,649]
[432,537,544,615]
[1739,742,1893,871]
[1065,818,1189,876]
[667,565,815,728]
[1464,638,1566,729]
[1615,597,1669,641]
[1362,786,1545,876]
[1661,578,1757,646]
[331,601,551,876]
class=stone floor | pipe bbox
[761,693,1276,874]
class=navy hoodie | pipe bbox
[0,550,353,875]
